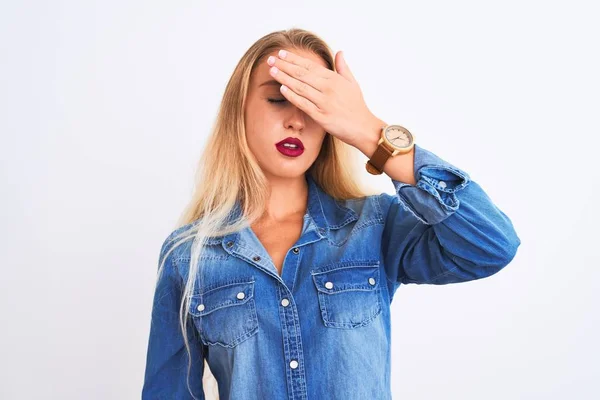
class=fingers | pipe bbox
[278,83,321,117]
[276,49,332,78]
[267,50,333,94]
[268,63,325,111]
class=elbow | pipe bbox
[487,228,521,274]
[465,229,522,280]
[495,209,522,268]
[500,223,521,263]
[504,232,521,263]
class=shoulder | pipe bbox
[158,220,200,265]
[339,193,392,224]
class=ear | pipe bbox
[334,51,357,84]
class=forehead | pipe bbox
[250,48,329,89]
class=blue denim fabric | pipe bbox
[142,144,521,399]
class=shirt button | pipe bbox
[253,255,261,261]
[290,360,299,369]
[237,292,245,300]
[439,181,447,189]
[197,304,205,312]
[226,241,234,247]
[368,277,376,286]
[281,298,290,307]
[325,281,333,289]
[292,247,299,254]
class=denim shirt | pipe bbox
[142,144,521,400]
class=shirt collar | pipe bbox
[207,174,358,245]
[305,173,358,236]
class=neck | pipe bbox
[260,174,308,222]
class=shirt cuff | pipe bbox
[391,144,471,225]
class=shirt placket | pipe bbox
[278,284,308,400]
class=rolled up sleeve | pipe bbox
[391,144,471,225]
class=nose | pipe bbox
[284,107,306,132]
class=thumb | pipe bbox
[335,51,356,83]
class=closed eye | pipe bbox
[267,98,288,105]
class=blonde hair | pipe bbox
[156,27,378,399]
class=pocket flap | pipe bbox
[188,280,255,317]
[311,261,380,294]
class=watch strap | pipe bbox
[365,140,393,175]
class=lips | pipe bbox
[275,137,305,157]
[275,137,304,149]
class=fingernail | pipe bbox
[278,49,287,59]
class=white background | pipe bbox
[1,1,598,399]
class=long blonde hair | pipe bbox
[156,27,378,400]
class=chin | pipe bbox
[265,165,309,180]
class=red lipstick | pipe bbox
[275,137,304,157]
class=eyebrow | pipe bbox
[258,79,281,88]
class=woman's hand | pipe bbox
[266,49,384,148]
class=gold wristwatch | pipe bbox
[365,124,415,175]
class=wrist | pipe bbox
[352,114,387,158]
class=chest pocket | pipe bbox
[311,261,382,329]
[188,279,258,348]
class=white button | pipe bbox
[324,281,333,289]
[439,181,447,189]
[236,292,245,300]
[281,298,290,307]
[368,277,376,285]
[290,360,299,369]
[197,304,205,312]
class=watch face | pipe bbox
[384,125,413,149]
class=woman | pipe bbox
[142,28,520,400]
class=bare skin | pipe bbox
[244,48,329,274]
[251,216,304,276]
